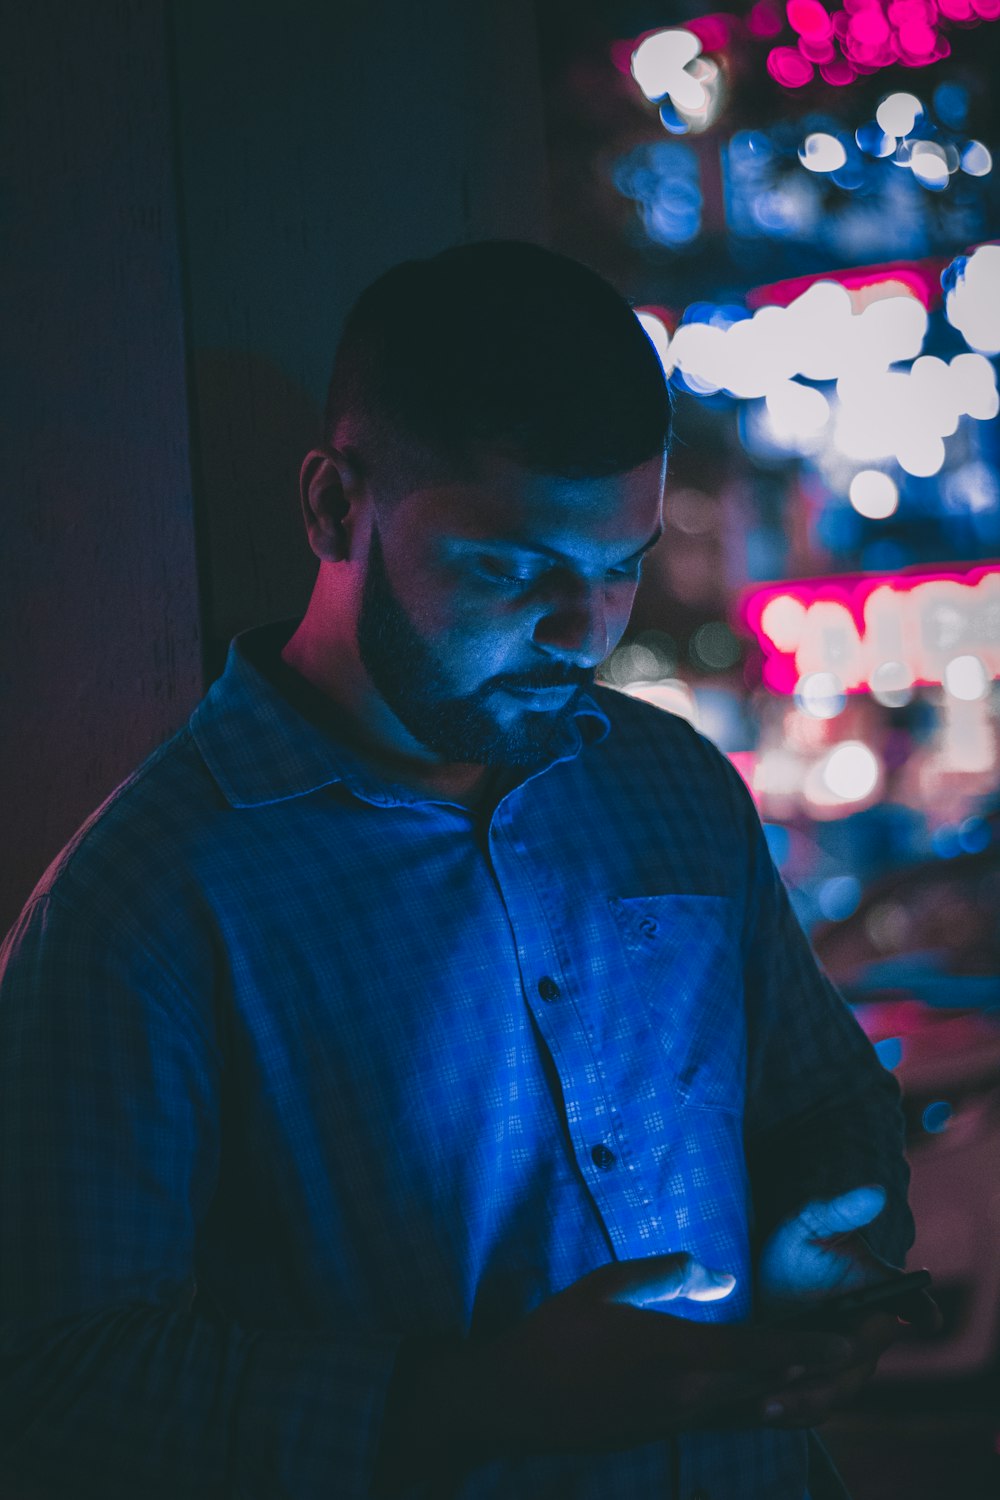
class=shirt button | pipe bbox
[537,976,560,1002]
[590,1143,616,1170]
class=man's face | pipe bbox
[354,450,665,767]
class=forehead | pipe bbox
[396,452,665,553]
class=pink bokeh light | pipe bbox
[849,6,892,41]
[787,0,835,35]
[897,17,941,49]
[620,0,998,99]
[749,0,786,34]
[685,12,733,51]
[821,55,859,77]
[799,32,838,55]
[767,43,816,81]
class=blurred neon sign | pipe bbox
[740,562,1000,693]
[747,258,952,313]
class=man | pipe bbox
[0,242,933,1500]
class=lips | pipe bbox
[501,683,578,707]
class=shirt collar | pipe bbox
[190,618,610,810]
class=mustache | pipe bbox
[491,669,594,693]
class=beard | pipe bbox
[355,522,591,767]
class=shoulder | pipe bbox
[588,683,750,796]
[12,725,226,986]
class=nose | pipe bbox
[531,581,612,668]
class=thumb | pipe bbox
[602,1252,737,1309]
[800,1184,887,1239]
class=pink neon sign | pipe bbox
[739,562,1000,694]
[746,257,952,313]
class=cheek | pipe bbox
[603,587,640,648]
[439,605,523,683]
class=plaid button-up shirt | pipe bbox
[0,618,912,1500]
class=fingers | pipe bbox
[851,1309,902,1358]
[798,1184,887,1240]
[600,1253,736,1308]
[896,1289,944,1336]
[744,1324,855,1376]
[760,1355,878,1427]
[758,1310,900,1427]
[681,1260,739,1303]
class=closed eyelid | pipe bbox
[477,541,656,576]
[461,524,662,574]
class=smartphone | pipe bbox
[770,1269,933,1333]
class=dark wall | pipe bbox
[1,0,547,934]
[1,5,203,934]
[169,0,549,677]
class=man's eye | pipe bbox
[476,561,643,589]
[608,560,644,584]
[477,564,536,588]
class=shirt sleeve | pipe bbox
[722,764,915,1271]
[0,891,402,1500]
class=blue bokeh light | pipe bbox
[874,1037,904,1070]
[921,1100,953,1133]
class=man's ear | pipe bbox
[298,447,364,563]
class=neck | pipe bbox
[281,613,504,809]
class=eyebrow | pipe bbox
[471,524,664,568]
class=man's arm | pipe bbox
[0,891,400,1500]
[725,763,915,1271]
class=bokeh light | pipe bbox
[945,244,1000,353]
[799,132,849,172]
[875,93,924,137]
[849,470,899,519]
[796,671,848,718]
[943,654,989,700]
[630,29,702,105]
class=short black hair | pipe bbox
[322,240,671,486]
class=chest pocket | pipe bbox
[608,893,746,1114]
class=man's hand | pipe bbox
[380,1252,857,1482]
[751,1184,942,1430]
[757,1184,894,1311]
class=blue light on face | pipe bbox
[922,1100,953,1133]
